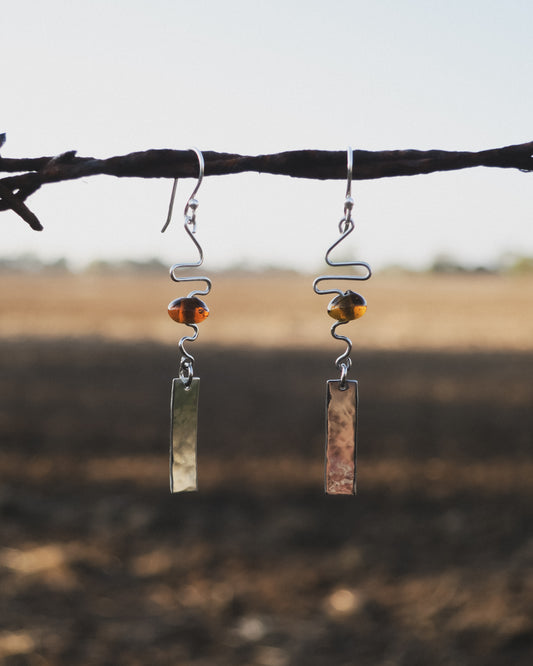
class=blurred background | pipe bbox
[1,1,533,665]
[0,269,532,665]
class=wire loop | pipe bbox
[178,324,198,388]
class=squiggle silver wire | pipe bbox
[162,148,211,387]
[313,147,371,384]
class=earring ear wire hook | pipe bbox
[343,146,354,226]
[312,146,371,299]
[161,148,212,299]
[161,179,179,234]
[161,147,205,233]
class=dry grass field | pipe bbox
[0,271,532,665]
[1,271,533,350]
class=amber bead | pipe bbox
[327,291,367,322]
[168,297,209,324]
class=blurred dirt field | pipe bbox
[0,272,532,665]
[1,271,533,350]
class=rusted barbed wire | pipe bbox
[0,132,532,230]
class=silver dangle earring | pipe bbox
[313,147,372,495]
[161,148,211,493]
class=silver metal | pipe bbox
[178,324,198,388]
[344,146,354,222]
[170,377,200,493]
[162,178,179,233]
[163,148,211,383]
[325,379,357,495]
[316,149,366,495]
[163,148,211,299]
[171,275,212,299]
[313,148,371,383]
[338,358,350,389]
[162,149,211,493]
[161,147,205,233]
[331,322,353,376]
[312,219,372,298]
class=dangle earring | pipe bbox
[313,147,372,495]
[161,148,211,493]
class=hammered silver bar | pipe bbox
[170,377,200,493]
[325,379,358,495]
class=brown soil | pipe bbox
[0,274,532,665]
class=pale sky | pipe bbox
[1,0,532,271]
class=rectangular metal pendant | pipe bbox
[170,377,200,493]
[325,379,358,495]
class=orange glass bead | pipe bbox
[168,297,209,324]
[327,291,367,322]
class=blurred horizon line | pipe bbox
[2,250,533,277]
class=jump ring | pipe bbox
[339,362,349,390]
